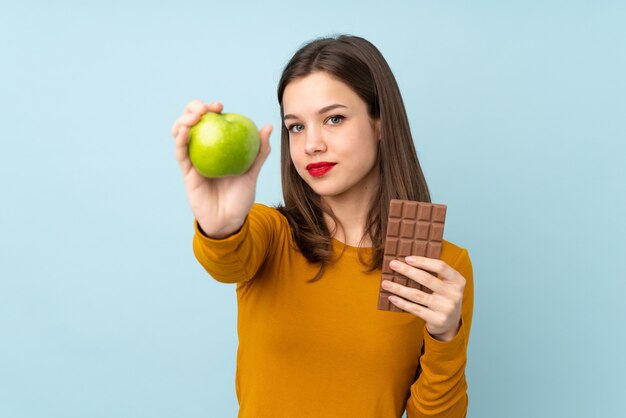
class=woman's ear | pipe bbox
[375,118,382,141]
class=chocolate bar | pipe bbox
[378,199,447,312]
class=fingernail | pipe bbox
[405,256,417,263]
[390,260,401,269]
[382,280,392,289]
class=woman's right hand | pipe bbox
[170,99,272,238]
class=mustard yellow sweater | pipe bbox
[193,203,474,418]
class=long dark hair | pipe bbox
[276,34,431,282]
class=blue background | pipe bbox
[1,1,625,417]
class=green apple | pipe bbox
[188,112,261,178]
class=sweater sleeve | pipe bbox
[192,203,279,284]
[405,248,475,418]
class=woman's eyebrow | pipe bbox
[283,104,348,121]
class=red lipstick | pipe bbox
[306,162,337,177]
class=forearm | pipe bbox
[192,203,278,284]
[405,323,469,417]
[406,248,474,418]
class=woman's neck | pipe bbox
[323,205,371,247]
[322,178,379,248]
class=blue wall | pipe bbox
[1,1,624,417]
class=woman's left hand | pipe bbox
[382,256,466,342]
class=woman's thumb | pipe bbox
[246,124,272,177]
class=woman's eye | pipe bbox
[288,124,304,133]
[328,115,344,125]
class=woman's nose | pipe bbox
[304,127,327,155]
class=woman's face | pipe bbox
[282,71,381,203]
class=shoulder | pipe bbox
[249,203,292,237]
[250,203,288,225]
[441,240,468,264]
[441,239,473,277]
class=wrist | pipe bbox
[430,320,462,342]
[197,219,245,239]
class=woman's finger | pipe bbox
[171,113,200,138]
[185,99,209,114]
[185,99,222,115]
[172,102,223,138]
[171,120,180,138]
[382,280,432,307]
[175,126,193,173]
[171,112,203,140]
[405,256,466,288]
[388,295,438,323]
[180,112,204,128]
[206,101,223,114]
[245,124,272,179]
[389,259,443,294]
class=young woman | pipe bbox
[170,35,474,418]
